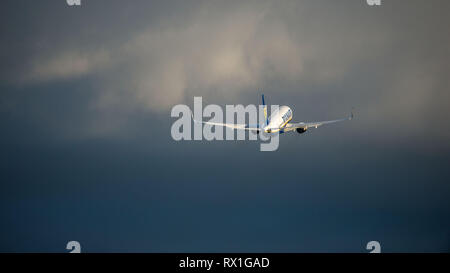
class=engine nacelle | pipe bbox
[296,128,307,134]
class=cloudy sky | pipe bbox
[1,0,449,252]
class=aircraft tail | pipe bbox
[262,94,269,126]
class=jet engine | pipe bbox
[296,128,307,134]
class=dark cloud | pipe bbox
[0,0,449,252]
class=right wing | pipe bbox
[191,112,261,131]
[283,110,354,132]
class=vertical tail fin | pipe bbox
[262,94,269,126]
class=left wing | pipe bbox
[191,111,261,131]
[283,111,353,132]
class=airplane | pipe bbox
[192,95,353,134]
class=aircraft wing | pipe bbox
[191,112,261,131]
[284,111,353,132]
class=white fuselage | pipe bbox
[264,106,293,133]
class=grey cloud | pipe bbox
[1,0,450,253]
[1,0,450,148]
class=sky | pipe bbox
[0,0,449,252]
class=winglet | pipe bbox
[190,110,200,123]
[350,107,355,120]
